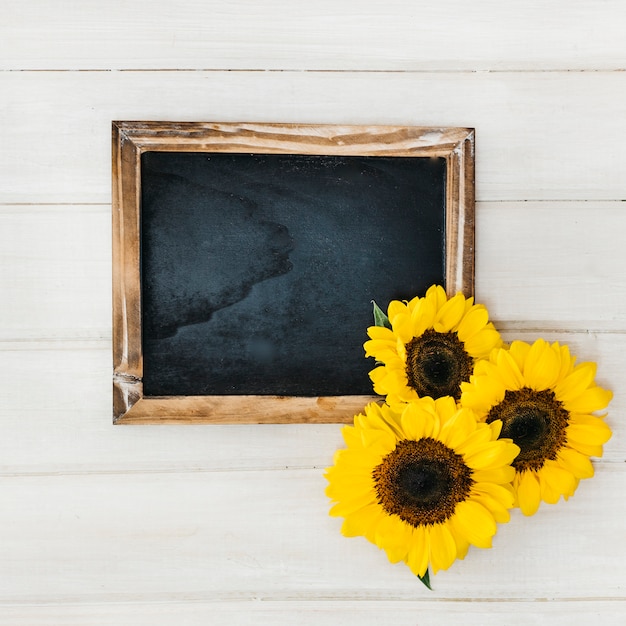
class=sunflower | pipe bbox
[364,285,502,405]
[325,397,520,579]
[460,339,613,516]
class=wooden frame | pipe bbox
[112,122,475,424]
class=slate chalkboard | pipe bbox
[111,122,475,423]
[140,152,446,397]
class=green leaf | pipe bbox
[418,568,433,590]
[372,300,391,329]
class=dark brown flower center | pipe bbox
[373,438,474,526]
[405,329,473,400]
[486,387,569,472]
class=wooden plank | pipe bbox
[0,467,623,601]
[2,202,625,341]
[2,70,626,203]
[0,205,111,335]
[0,327,621,474]
[0,345,348,474]
[1,72,626,203]
[3,0,626,71]
[0,600,624,626]
[476,201,626,323]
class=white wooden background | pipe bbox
[2,1,625,624]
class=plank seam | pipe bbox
[2,68,626,74]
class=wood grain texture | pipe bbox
[2,202,624,341]
[0,328,621,476]
[3,0,626,71]
[3,0,626,620]
[2,71,626,203]
[0,601,624,626]
[0,468,623,601]
[115,394,379,425]
[112,122,474,423]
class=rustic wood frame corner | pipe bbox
[112,121,475,424]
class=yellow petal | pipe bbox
[368,364,387,382]
[439,407,477,449]
[516,471,541,516]
[523,339,561,390]
[367,325,396,341]
[566,438,603,458]
[472,481,516,509]
[325,479,373,502]
[539,473,561,504]
[494,349,526,390]
[401,403,437,440]
[553,361,597,402]
[463,440,520,471]
[363,340,397,361]
[329,491,377,517]
[428,523,458,574]
[472,358,494,377]
[361,403,404,441]
[340,425,362,449]
[384,545,408,564]
[325,465,374,487]
[386,353,409,371]
[411,297,437,337]
[507,341,531,369]
[332,448,380,471]
[360,427,396,455]
[433,395,460,422]
[371,368,409,397]
[557,343,576,379]
[563,386,613,414]
[391,313,413,344]
[373,512,409,550]
[447,520,471,560]
[425,284,448,310]
[405,525,430,577]
[472,465,516,484]
[340,503,383,537]
[433,293,466,332]
[566,418,612,446]
[451,500,496,548]
[541,461,578,498]
[453,426,495,456]
[388,300,408,324]
[376,405,406,440]
[488,419,503,439]
[357,402,387,429]
[461,375,506,417]
[463,328,502,358]
[557,447,595,479]
[471,492,511,524]
[563,478,581,501]
[457,305,489,341]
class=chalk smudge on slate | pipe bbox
[141,171,294,340]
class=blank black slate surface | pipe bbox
[140,152,446,396]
